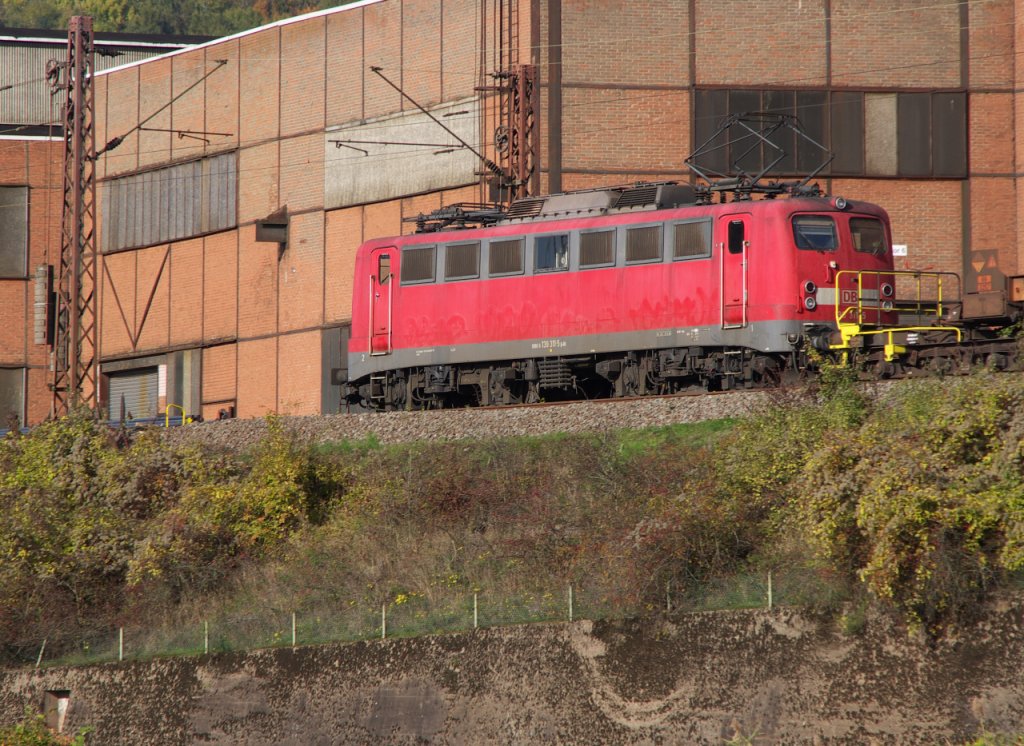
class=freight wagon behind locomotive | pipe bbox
[345,182,900,409]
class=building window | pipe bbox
[672,219,712,260]
[535,234,569,272]
[579,229,615,268]
[694,89,966,179]
[793,215,838,251]
[0,186,28,277]
[400,246,435,284]
[0,368,25,429]
[489,238,524,275]
[444,242,480,280]
[100,152,237,253]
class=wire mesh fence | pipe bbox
[10,568,846,669]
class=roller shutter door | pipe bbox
[107,367,158,421]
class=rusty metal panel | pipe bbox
[694,89,728,175]
[1009,276,1024,303]
[728,90,761,173]
[796,91,827,174]
[962,291,1008,319]
[932,92,966,178]
[898,93,931,177]
[764,90,796,173]
[831,91,864,175]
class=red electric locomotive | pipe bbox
[344,114,1019,410]
[344,182,903,409]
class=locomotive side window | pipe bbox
[850,218,887,256]
[377,254,391,283]
[672,219,712,260]
[792,215,837,251]
[727,220,745,254]
[445,241,480,280]
[535,234,569,272]
[625,225,663,263]
[580,229,615,268]
[400,246,436,284]
[489,238,525,275]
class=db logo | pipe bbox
[840,289,859,305]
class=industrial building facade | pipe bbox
[2,0,1023,424]
[0,27,204,427]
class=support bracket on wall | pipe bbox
[256,206,289,257]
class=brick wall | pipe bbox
[694,0,827,86]
[832,1,960,88]
[0,138,66,424]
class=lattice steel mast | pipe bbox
[480,0,539,203]
[49,16,99,417]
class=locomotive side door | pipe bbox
[719,214,750,328]
[370,247,395,355]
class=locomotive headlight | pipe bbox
[833,196,849,210]
[803,280,817,294]
[880,282,894,298]
[882,300,894,311]
[804,296,817,311]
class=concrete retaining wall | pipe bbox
[2,601,1024,744]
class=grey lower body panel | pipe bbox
[348,319,816,382]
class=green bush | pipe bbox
[4,373,1024,661]
[0,710,89,745]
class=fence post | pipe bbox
[381,604,387,640]
[292,612,296,648]
[35,639,46,668]
[204,621,209,655]
[569,584,574,622]
[767,571,773,610]
[118,627,123,662]
[473,593,478,629]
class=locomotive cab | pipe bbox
[785,198,896,347]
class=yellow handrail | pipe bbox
[164,403,185,428]
[830,269,963,362]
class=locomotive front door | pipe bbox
[370,247,394,355]
[720,214,750,328]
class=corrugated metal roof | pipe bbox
[0,38,192,127]
[0,44,168,126]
